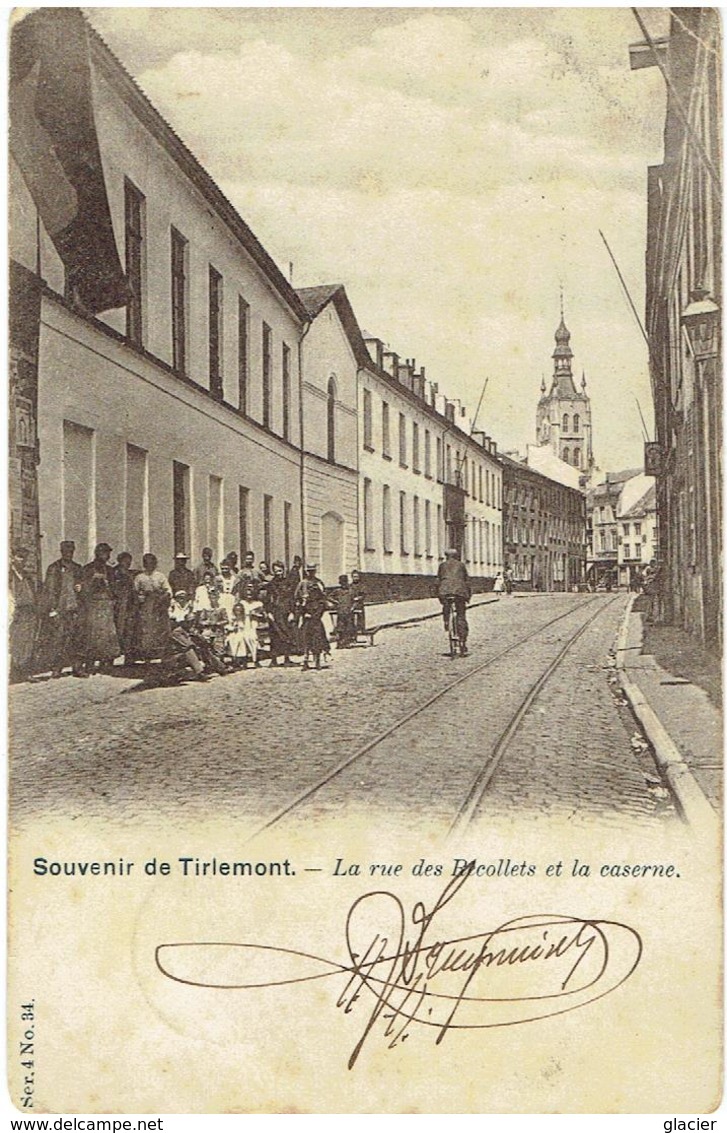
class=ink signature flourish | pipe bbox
[155,864,643,1068]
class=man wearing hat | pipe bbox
[37,540,85,676]
[169,552,196,597]
[437,547,471,653]
[294,563,330,669]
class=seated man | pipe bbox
[437,548,471,653]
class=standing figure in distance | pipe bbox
[134,553,173,662]
[37,540,85,678]
[9,545,37,682]
[295,563,330,671]
[333,574,357,649]
[193,546,217,586]
[169,552,196,598]
[350,569,366,636]
[112,552,139,662]
[237,582,266,668]
[81,543,121,672]
[265,561,295,667]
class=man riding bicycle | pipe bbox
[437,548,471,654]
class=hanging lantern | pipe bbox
[681,287,720,361]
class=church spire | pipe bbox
[535,305,595,478]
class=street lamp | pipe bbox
[681,286,720,361]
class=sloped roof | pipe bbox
[525,444,582,490]
[622,482,656,518]
[81,12,308,323]
[548,372,580,399]
[295,283,374,371]
[619,473,657,518]
[296,285,344,320]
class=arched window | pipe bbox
[573,447,581,466]
[573,413,580,433]
[563,447,570,464]
[327,376,336,463]
[562,413,569,432]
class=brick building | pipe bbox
[631,8,721,646]
[501,454,586,591]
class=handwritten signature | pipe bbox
[155,864,643,1068]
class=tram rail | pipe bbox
[251,594,622,838]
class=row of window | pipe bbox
[362,388,501,505]
[124,180,293,439]
[505,483,582,514]
[561,413,582,433]
[363,478,501,567]
[561,447,582,466]
[61,419,293,570]
[506,518,583,547]
[172,461,293,568]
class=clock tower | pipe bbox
[535,298,594,476]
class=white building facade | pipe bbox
[617,474,659,587]
[359,336,503,600]
[10,9,503,604]
[11,10,307,576]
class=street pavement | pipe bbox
[10,593,676,834]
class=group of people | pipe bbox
[9,541,367,684]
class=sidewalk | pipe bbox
[616,596,722,830]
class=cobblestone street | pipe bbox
[10,593,675,834]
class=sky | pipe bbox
[87,6,670,474]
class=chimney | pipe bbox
[397,362,413,390]
[383,351,399,378]
[364,337,384,369]
[430,381,438,406]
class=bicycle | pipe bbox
[443,596,467,658]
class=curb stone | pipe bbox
[615,593,719,834]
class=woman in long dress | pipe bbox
[81,543,121,670]
[9,546,37,681]
[134,553,172,660]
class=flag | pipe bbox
[10,8,127,314]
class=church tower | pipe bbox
[535,297,594,475]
